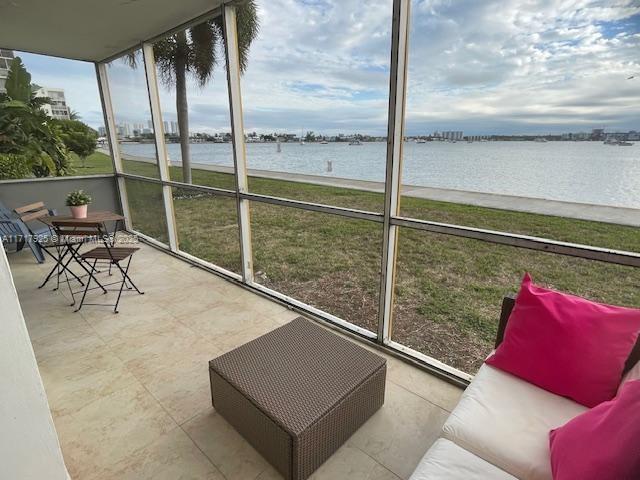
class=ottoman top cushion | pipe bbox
[209,317,386,435]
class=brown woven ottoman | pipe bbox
[209,317,386,480]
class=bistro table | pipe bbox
[38,211,125,289]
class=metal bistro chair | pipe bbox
[52,220,143,313]
[14,202,88,290]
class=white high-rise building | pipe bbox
[0,48,15,93]
[171,121,179,135]
[34,87,71,120]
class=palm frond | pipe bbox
[123,51,139,69]
[236,0,260,74]
[153,37,179,88]
[122,2,258,89]
[189,20,219,87]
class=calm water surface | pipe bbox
[120,141,640,208]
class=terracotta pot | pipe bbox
[70,204,88,219]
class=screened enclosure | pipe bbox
[83,0,640,383]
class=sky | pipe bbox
[16,0,640,136]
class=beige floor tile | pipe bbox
[369,463,403,480]
[256,446,401,480]
[55,383,176,480]
[182,300,280,339]
[154,277,245,319]
[106,318,219,383]
[142,355,215,426]
[309,446,398,480]
[183,410,271,480]
[347,382,449,480]
[19,288,75,316]
[30,322,105,362]
[213,317,282,355]
[82,302,180,343]
[386,357,463,412]
[270,308,305,325]
[23,306,89,341]
[98,427,224,480]
[38,343,138,418]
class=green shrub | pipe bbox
[0,57,72,177]
[0,154,32,180]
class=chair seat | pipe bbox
[80,246,139,261]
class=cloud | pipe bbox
[404,0,640,134]
[15,0,640,135]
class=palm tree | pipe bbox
[68,109,81,120]
[127,2,259,183]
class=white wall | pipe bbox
[0,247,69,480]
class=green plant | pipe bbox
[0,153,32,179]
[65,189,92,206]
[54,119,98,168]
[0,57,71,177]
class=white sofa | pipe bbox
[410,298,640,480]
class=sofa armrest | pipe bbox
[494,295,516,348]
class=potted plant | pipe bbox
[66,189,92,219]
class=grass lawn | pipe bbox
[74,151,640,373]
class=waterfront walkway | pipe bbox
[121,153,640,227]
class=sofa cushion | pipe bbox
[442,364,587,480]
[550,380,640,480]
[409,439,517,480]
[486,273,640,408]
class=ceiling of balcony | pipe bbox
[0,0,227,63]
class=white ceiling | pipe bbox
[0,0,227,63]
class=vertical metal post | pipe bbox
[378,0,410,343]
[95,62,132,230]
[142,42,179,252]
[223,4,254,283]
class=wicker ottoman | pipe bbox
[209,317,386,480]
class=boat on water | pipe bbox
[415,139,427,144]
[320,140,328,144]
[604,138,634,146]
[349,140,362,146]
[534,138,548,143]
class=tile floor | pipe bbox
[9,244,463,480]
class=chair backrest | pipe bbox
[0,200,15,217]
[14,202,50,225]
[51,220,105,241]
[496,295,640,376]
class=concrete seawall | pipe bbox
[117,152,640,227]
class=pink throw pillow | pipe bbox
[486,273,640,407]
[549,380,640,479]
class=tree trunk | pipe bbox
[175,31,192,184]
